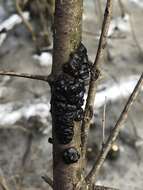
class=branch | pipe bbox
[96,0,103,28]
[129,13,143,56]
[86,73,143,185]
[0,71,50,82]
[15,0,36,42]
[0,176,10,190]
[18,134,33,190]
[118,0,126,17]
[41,175,53,188]
[94,185,118,190]
[35,0,50,46]
[118,0,143,56]
[81,0,113,156]
[102,97,107,147]
[0,124,31,134]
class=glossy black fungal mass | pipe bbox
[48,137,53,144]
[63,147,80,164]
[51,42,90,145]
[63,44,90,80]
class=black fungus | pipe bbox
[51,42,90,145]
[48,137,53,144]
[63,147,80,164]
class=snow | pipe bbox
[0,32,7,46]
[0,12,29,31]
[33,52,52,67]
[0,97,51,126]
[0,12,29,46]
[108,14,130,37]
[84,75,142,109]
[129,0,143,7]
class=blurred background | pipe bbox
[0,0,143,190]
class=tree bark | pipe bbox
[51,0,83,189]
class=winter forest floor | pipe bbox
[0,0,143,190]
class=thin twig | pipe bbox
[18,134,33,190]
[109,73,143,161]
[86,73,143,185]
[41,175,53,188]
[93,0,112,69]
[23,0,29,6]
[0,176,10,190]
[94,185,118,190]
[118,0,143,56]
[129,14,143,56]
[0,71,49,82]
[15,0,36,42]
[118,0,126,17]
[83,30,98,37]
[96,0,103,28]
[96,0,111,65]
[0,125,31,134]
[102,97,107,147]
[81,0,113,157]
[83,30,125,39]
[22,134,33,167]
[36,0,50,46]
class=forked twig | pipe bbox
[15,0,36,42]
[102,97,107,147]
[118,0,143,56]
[96,0,103,28]
[0,71,49,82]
[86,73,143,185]
[118,0,126,17]
[0,176,10,190]
[18,134,33,190]
[94,185,118,190]
[81,0,113,157]
[129,14,143,56]
[35,0,50,45]
[0,125,31,134]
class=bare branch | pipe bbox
[94,185,118,190]
[86,73,143,185]
[129,14,143,56]
[18,134,33,190]
[41,175,53,188]
[93,0,113,69]
[15,0,36,42]
[0,124,31,134]
[0,176,10,190]
[96,0,103,28]
[102,97,107,147]
[118,0,126,17]
[81,0,113,157]
[35,0,50,46]
[83,30,98,37]
[118,0,143,56]
[0,71,49,82]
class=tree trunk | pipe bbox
[51,0,83,189]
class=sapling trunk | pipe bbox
[51,0,84,189]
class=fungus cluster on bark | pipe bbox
[51,43,90,164]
